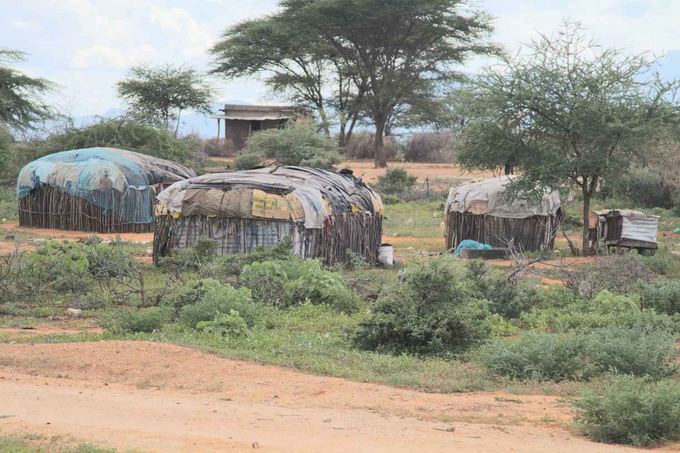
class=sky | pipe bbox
[2,0,680,134]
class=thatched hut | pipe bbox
[444,177,562,252]
[17,147,195,233]
[153,166,383,265]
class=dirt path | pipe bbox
[0,341,666,453]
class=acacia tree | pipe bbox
[0,49,55,131]
[284,0,495,167]
[117,65,214,136]
[457,23,680,254]
[210,13,366,146]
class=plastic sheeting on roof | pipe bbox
[17,147,195,224]
[156,166,383,229]
[446,176,561,219]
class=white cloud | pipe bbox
[10,19,40,31]
[72,44,157,69]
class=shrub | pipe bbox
[102,307,171,334]
[480,326,677,381]
[177,279,260,328]
[566,255,653,297]
[520,290,678,332]
[354,257,490,355]
[43,119,190,163]
[84,240,137,281]
[640,280,680,315]
[608,167,673,208]
[640,249,679,276]
[241,257,359,312]
[375,168,417,195]
[403,131,456,163]
[574,377,680,446]
[342,132,400,160]
[21,240,92,295]
[235,121,342,169]
[465,261,544,318]
[196,310,250,337]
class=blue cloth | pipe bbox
[16,147,189,224]
[453,239,492,257]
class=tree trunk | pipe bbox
[174,109,182,138]
[338,113,347,148]
[373,119,387,168]
[581,186,591,256]
[318,106,331,138]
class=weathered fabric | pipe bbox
[446,176,561,219]
[157,166,382,229]
[17,147,195,224]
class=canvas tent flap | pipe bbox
[446,176,561,219]
[17,147,195,224]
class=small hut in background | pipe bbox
[444,177,562,252]
[17,147,195,233]
[590,209,658,255]
[213,104,302,152]
[153,166,383,265]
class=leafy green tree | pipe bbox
[456,23,680,253]
[283,0,496,167]
[117,64,214,136]
[0,49,55,130]
[210,12,366,145]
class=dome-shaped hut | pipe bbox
[153,166,383,265]
[444,177,561,252]
[17,147,195,233]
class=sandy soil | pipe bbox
[0,222,154,243]
[341,160,494,185]
[0,341,670,453]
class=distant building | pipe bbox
[213,104,301,152]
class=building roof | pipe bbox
[17,147,195,224]
[156,166,383,229]
[213,104,301,121]
[446,176,561,219]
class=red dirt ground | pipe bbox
[1,341,669,453]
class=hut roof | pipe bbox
[157,166,383,229]
[17,147,195,224]
[213,104,301,121]
[446,176,560,219]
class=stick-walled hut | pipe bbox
[17,147,195,233]
[444,177,562,252]
[153,166,383,265]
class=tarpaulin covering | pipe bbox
[446,176,561,219]
[156,166,383,229]
[17,147,195,224]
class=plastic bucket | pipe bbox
[378,243,394,266]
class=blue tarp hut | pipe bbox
[17,147,195,233]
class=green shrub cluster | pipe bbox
[234,121,342,170]
[101,306,172,334]
[520,290,679,332]
[640,279,680,315]
[575,376,680,446]
[375,167,417,196]
[480,326,677,381]
[353,257,490,354]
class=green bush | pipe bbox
[640,280,680,315]
[240,257,359,312]
[465,261,544,318]
[177,279,260,328]
[354,257,490,355]
[520,290,678,332]
[403,131,455,163]
[639,249,679,276]
[102,307,171,334]
[196,310,250,337]
[480,326,677,381]
[375,167,417,195]
[43,119,190,163]
[574,377,680,446]
[566,255,652,297]
[21,240,92,295]
[608,167,673,208]
[235,121,342,170]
